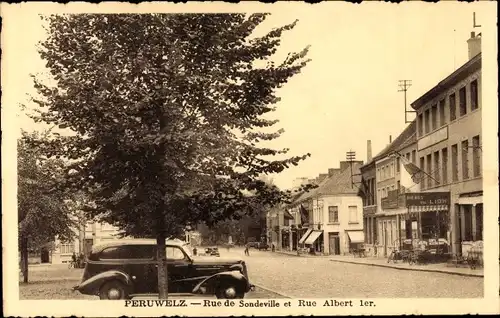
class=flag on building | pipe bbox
[299,204,309,224]
[399,158,424,192]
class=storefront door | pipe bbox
[329,233,340,255]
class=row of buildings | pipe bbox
[267,31,483,258]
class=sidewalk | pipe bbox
[329,255,484,278]
[274,250,331,258]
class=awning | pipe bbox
[346,231,365,244]
[304,231,322,245]
[457,196,483,206]
[298,228,313,244]
[407,205,449,213]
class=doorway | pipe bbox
[40,247,50,263]
[329,233,340,255]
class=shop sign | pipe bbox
[405,192,450,206]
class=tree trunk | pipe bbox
[157,234,169,299]
[20,236,29,283]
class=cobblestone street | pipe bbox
[226,248,483,298]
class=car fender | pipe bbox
[192,270,249,294]
[74,270,133,295]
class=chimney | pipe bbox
[389,135,392,143]
[328,168,340,176]
[467,31,482,60]
[367,140,372,162]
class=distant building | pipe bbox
[285,161,364,255]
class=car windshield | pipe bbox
[182,244,193,258]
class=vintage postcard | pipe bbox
[1,1,499,316]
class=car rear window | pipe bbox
[99,245,155,260]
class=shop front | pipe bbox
[455,191,483,260]
[403,192,451,259]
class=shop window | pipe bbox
[434,151,440,185]
[451,144,458,182]
[328,206,339,223]
[431,104,437,131]
[439,99,446,126]
[475,204,483,241]
[449,93,457,121]
[459,86,467,116]
[470,80,479,111]
[442,147,448,184]
[462,140,469,180]
[472,135,481,177]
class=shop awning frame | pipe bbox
[304,231,322,245]
[298,228,313,244]
[346,230,365,244]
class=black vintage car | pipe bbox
[205,247,220,257]
[73,239,253,300]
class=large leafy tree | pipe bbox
[18,131,76,283]
[31,13,311,298]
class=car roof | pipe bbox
[91,238,186,254]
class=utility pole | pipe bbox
[398,80,415,123]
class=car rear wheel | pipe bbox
[215,283,244,299]
[99,280,130,300]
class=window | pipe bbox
[431,104,437,130]
[472,135,481,177]
[391,163,394,176]
[99,245,156,260]
[471,80,479,111]
[328,206,339,223]
[420,157,426,189]
[397,180,400,193]
[348,206,358,223]
[462,139,469,180]
[418,113,423,136]
[424,109,430,134]
[442,148,448,184]
[396,157,400,172]
[434,151,440,185]
[459,86,467,116]
[451,144,458,182]
[166,246,186,260]
[382,167,385,180]
[60,243,75,254]
[426,154,432,188]
[406,153,410,161]
[412,150,416,164]
[463,205,473,241]
[439,99,446,126]
[449,93,457,121]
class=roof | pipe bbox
[91,238,186,252]
[293,163,362,204]
[411,53,481,110]
[362,120,417,168]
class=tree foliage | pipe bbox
[31,13,312,297]
[18,130,77,282]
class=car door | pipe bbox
[166,246,194,293]
[126,245,157,294]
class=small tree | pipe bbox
[18,131,76,282]
[32,13,311,298]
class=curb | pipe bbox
[253,283,293,299]
[329,259,484,278]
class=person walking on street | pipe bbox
[244,243,250,256]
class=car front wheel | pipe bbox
[99,280,130,300]
[215,283,244,299]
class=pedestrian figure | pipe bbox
[193,247,197,256]
[271,244,275,252]
[244,243,250,256]
[78,253,85,268]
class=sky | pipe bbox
[1,1,496,190]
